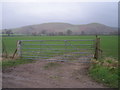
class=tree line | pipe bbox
[31,29,118,36]
[1,29,118,36]
[2,29,14,36]
[31,29,73,36]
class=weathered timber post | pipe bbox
[12,40,20,59]
[17,40,22,58]
[94,35,100,60]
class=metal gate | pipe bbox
[17,39,96,62]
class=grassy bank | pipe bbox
[1,59,34,69]
[89,57,118,88]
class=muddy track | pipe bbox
[2,60,106,88]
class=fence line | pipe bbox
[16,39,97,62]
[2,36,102,61]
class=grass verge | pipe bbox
[1,59,34,69]
[89,57,119,88]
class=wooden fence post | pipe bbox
[17,40,22,58]
[12,41,19,59]
[94,35,100,60]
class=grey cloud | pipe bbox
[1,2,118,29]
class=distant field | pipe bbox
[2,35,118,59]
[100,36,118,58]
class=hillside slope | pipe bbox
[12,22,117,35]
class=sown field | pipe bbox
[2,35,118,59]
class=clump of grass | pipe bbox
[89,57,118,88]
[49,75,61,80]
[91,57,118,70]
[1,59,34,68]
[44,62,61,69]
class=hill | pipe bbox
[12,22,117,35]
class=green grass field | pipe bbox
[2,35,118,59]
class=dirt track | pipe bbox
[2,60,106,88]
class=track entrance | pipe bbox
[16,38,98,63]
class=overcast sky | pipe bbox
[0,2,118,29]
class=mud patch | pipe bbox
[2,60,106,88]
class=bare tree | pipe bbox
[41,30,47,34]
[5,29,13,36]
[2,31,5,34]
[66,30,72,35]
[58,32,64,36]
[32,32,37,36]
[48,32,55,36]
[81,31,85,35]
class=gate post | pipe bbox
[94,35,100,60]
[17,40,22,58]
